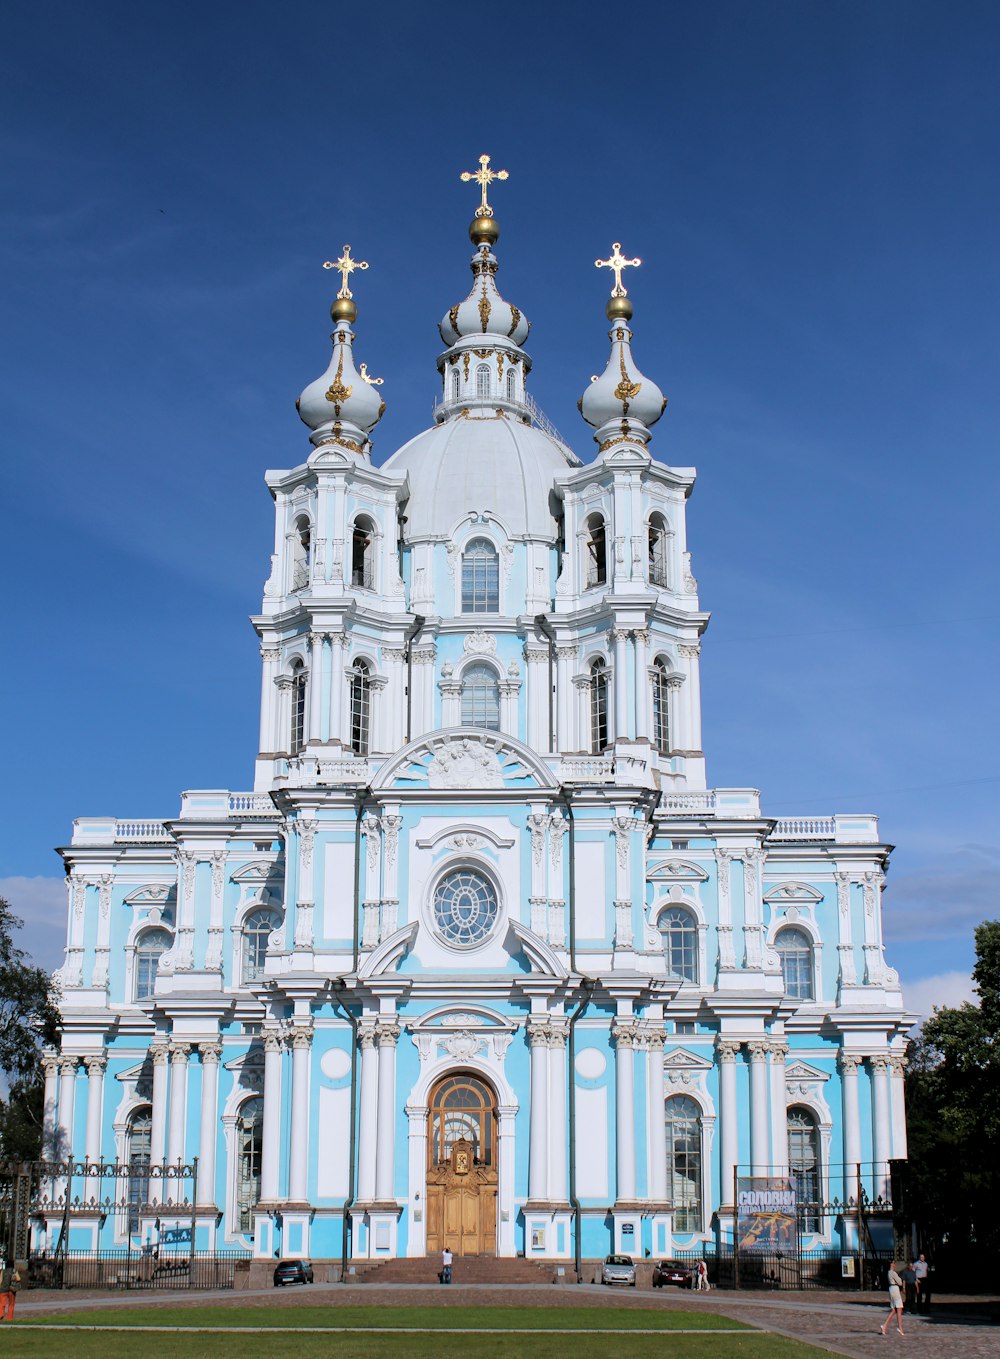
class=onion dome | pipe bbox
[296,245,385,454]
[579,242,667,450]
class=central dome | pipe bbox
[382,413,578,539]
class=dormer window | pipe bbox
[585,515,607,587]
[475,363,491,400]
[351,517,375,590]
[461,538,499,613]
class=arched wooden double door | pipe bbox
[425,1072,498,1257]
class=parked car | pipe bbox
[273,1257,314,1286]
[601,1254,636,1286]
[652,1259,694,1289]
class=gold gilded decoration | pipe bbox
[376,401,386,422]
[463,353,471,381]
[613,346,641,408]
[449,304,460,333]
[473,348,491,358]
[323,244,369,300]
[496,353,505,381]
[596,241,641,297]
[507,306,521,337]
[459,153,509,217]
[479,292,491,331]
[325,348,353,407]
[359,363,384,387]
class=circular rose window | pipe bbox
[433,869,499,947]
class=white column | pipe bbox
[647,1032,668,1203]
[319,634,332,742]
[870,1055,892,1197]
[57,1057,78,1160]
[839,1052,862,1202]
[527,1019,549,1201]
[524,645,548,751]
[498,1107,517,1256]
[768,1043,788,1176]
[612,629,629,739]
[714,850,737,969]
[717,1040,740,1210]
[405,1105,429,1257]
[329,633,347,745]
[890,1057,908,1159]
[260,1030,283,1203]
[375,1022,400,1202]
[547,1025,568,1202]
[748,1041,770,1174]
[680,642,703,751]
[275,675,293,754]
[166,1042,190,1172]
[555,645,575,752]
[197,1044,222,1208]
[632,630,649,741]
[613,1018,637,1202]
[835,871,857,987]
[83,1055,106,1163]
[41,1050,60,1160]
[149,1044,170,1199]
[294,819,317,952]
[287,1025,312,1204]
[308,631,323,740]
[91,875,112,990]
[259,646,280,752]
[357,1024,379,1201]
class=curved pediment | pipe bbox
[373,728,555,793]
[647,858,710,883]
[763,881,824,905]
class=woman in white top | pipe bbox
[880,1262,906,1336]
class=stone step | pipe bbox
[350,1255,565,1284]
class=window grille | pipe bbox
[659,906,698,982]
[665,1094,702,1231]
[242,908,279,983]
[237,1097,264,1233]
[475,364,491,399]
[134,928,171,1000]
[589,660,609,752]
[652,659,671,754]
[648,519,669,586]
[429,1074,496,1167]
[585,518,607,587]
[461,663,500,730]
[461,537,499,613]
[350,660,372,755]
[433,869,499,947]
[776,927,814,1000]
[788,1106,821,1232]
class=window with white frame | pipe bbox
[242,907,279,984]
[432,868,499,947]
[451,368,461,400]
[648,515,669,587]
[134,927,171,1001]
[475,363,491,399]
[291,516,311,591]
[236,1096,264,1232]
[349,659,372,755]
[776,926,814,1000]
[589,658,609,752]
[125,1106,152,1233]
[585,515,607,587]
[658,905,698,982]
[506,368,516,401]
[461,663,500,730]
[290,660,307,754]
[461,537,499,613]
[351,518,375,590]
[665,1094,702,1231]
[787,1106,821,1232]
[652,658,671,754]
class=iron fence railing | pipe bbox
[25,1249,250,1291]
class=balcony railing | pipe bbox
[770,816,836,840]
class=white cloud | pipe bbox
[0,877,66,974]
[901,969,978,1026]
[883,844,1000,940]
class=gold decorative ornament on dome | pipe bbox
[323,243,370,299]
[460,153,509,218]
[359,363,384,387]
[596,241,641,296]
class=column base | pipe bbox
[611,1205,644,1256]
[523,1205,573,1259]
[349,1202,402,1259]
[279,1207,314,1257]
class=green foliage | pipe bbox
[0,897,61,1164]
[905,920,1000,1263]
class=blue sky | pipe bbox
[2,1,998,1019]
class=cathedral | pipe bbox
[49,158,909,1271]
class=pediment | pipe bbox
[358,921,418,978]
[231,860,283,884]
[123,883,175,906]
[410,1004,513,1032]
[373,728,555,792]
[416,823,516,851]
[114,1060,150,1083]
[663,1046,714,1071]
[763,881,823,905]
[506,920,568,979]
[647,859,709,883]
[784,1060,829,1084]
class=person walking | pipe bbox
[880,1262,906,1336]
[696,1259,710,1291]
[901,1260,917,1313]
[441,1247,453,1285]
[913,1254,929,1313]
[0,1259,20,1322]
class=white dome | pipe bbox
[382,413,578,539]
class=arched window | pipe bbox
[585,515,607,587]
[236,1096,264,1233]
[134,927,171,1001]
[506,368,517,401]
[451,368,461,401]
[125,1107,152,1234]
[290,660,307,755]
[787,1106,821,1233]
[429,1073,496,1167]
[652,658,671,754]
[351,518,375,590]
[433,868,499,947]
[292,517,311,591]
[461,663,500,730]
[461,537,499,613]
[665,1094,702,1232]
[648,515,669,587]
[658,906,698,982]
[589,659,609,752]
[475,363,491,399]
[242,907,279,984]
[350,659,372,755]
[776,927,814,1000]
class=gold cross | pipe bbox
[460,154,509,217]
[322,244,369,299]
[595,241,641,296]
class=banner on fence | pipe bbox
[736,1177,797,1250]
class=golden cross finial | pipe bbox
[359,363,384,387]
[322,244,369,299]
[595,241,642,296]
[460,153,509,218]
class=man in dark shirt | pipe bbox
[901,1261,918,1312]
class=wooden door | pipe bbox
[424,1073,499,1257]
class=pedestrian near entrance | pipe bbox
[441,1247,453,1284]
[696,1259,710,1291]
[913,1254,930,1312]
[880,1262,906,1337]
[901,1260,917,1312]
[0,1259,20,1322]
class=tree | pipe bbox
[905,920,1000,1280]
[0,897,61,1163]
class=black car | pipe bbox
[652,1259,694,1289]
[273,1257,314,1286]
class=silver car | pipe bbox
[601,1253,636,1286]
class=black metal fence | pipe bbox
[25,1249,250,1291]
[671,1244,895,1291]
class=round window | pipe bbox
[433,869,499,947]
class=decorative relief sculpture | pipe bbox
[427,739,503,789]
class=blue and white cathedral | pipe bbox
[50,159,910,1271]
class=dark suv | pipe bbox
[273,1258,314,1286]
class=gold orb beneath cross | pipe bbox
[470,213,500,247]
[606,294,633,321]
[331,297,357,324]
